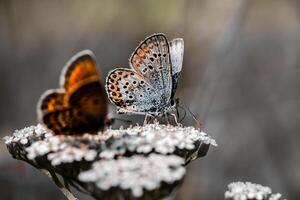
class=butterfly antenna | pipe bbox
[175,98,187,123]
[179,101,201,129]
[177,104,187,123]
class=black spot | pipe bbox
[125,91,129,94]
[163,54,166,57]
[118,71,123,75]
[124,74,128,78]
[143,68,147,73]
[139,94,143,98]
[110,85,115,90]
[148,65,153,70]
[123,85,127,89]
[159,67,163,70]
[133,81,137,84]
[150,57,154,62]
[130,72,135,76]
[125,82,129,85]
[140,80,144,85]
[112,74,117,78]
[146,87,151,91]
[129,95,133,99]
[158,53,161,57]
[112,92,117,96]
[153,53,157,58]
[118,94,122,97]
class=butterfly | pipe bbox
[105,33,184,116]
[37,50,108,135]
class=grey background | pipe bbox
[0,0,299,199]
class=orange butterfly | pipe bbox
[37,50,108,135]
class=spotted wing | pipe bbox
[129,33,172,105]
[106,69,164,115]
[169,38,184,98]
[37,50,107,134]
[38,90,68,134]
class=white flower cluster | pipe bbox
[225,182,286,200]
[100,123,217,158]
[3,124,50,145]
[26,135,98,166]
[269,193,285,200]
[47,146,97,166]
[78,154,185,198]
[5,123,216,166]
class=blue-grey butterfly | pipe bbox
[105,33,184,117]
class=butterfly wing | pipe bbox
[169,38,184,99]
[106,68,165,115]
[38,90,68,134]
[37,50,107,134]
[61,50,101,94]
[129,33,173,105]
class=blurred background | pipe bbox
[1,0,300,199]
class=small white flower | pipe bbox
[225,181,284,200]
[79,154,185,198]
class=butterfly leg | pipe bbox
[170,113,181,126]
[164,113,170,125]
[143,114,152,125]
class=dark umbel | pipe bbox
[4,123,216,200]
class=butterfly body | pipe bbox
[106,33,184,116]
[38,50,107,135]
